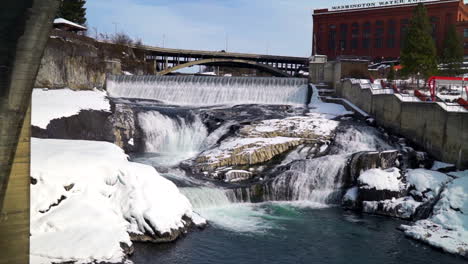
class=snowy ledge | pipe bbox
[32,88,110,129]
[401,174,468,258]
[30,138,195,264]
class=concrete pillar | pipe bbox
[0,1,59,263]
[0,106,30,264]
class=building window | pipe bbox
[339,24,347,50]
[387,20,396,48]
[400,19,409,48]
[430,17,438,42]
[328,25,336,50]
[351,22,359,49]
[363,22,371,49]
[464,29,468,38]
[375,20,384,49]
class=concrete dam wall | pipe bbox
[337,79,468,169]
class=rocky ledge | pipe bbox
[190,114,339,181]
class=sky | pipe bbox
[84,0,466,58]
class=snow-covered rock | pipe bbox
[407,169,451,202]
[32,88,110,129]
[358,168,407,202]
[30,138,194,264]
[240,114,339,140]
[401,175,468,258]
[363,197,421,219]
[193,114,338,176]
[358,168,405,192]
[195,137,304,173]
[225,170,253,182]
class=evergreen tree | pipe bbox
[57,0,87,25]
[387,63,396,82]
[441,24,463,76]
[400,3,438,87]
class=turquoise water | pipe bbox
[130,204,466,264]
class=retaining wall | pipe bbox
[336,79,468,169]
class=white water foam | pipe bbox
[180,187,272,233]
[107,75,310,106]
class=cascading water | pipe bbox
[137,111,208,166]
[107,75,310,106]
[267,155,348,204]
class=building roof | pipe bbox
[53,18,87,31]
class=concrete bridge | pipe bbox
[140,45,309,77]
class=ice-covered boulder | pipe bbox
[406,169,451,202]
[30,138,195,264]
[239,114,339,140]
[348,150,399,183]
[362,197,421,219]
[357,168,407,202]
[401,173,468,258]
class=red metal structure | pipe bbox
[427,76,468,102]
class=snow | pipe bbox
[54,18,87,30]
[402,175,468,257]
[407,169,451,201]
[32,88,110,129]
[449,170,468,179]
[246,114,339,138]
[358,168,404,192]
[31,138,194,264]
[309,101,354,117]
[431,161,454,171]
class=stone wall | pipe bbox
[34,30,155,90]
[336,80,468,169]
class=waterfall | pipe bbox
[329,125,394,155]
[137,111,208,165]
[180,187,234,209]
[267,155,348,204]
[107,75,310,106]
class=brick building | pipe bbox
[312,0,468,60]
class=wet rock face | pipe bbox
[109,104,139,153]
[348,150,399,183]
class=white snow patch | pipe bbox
[407,169,450,201]
[402,175,468,257]
[431,161,454,171]
[32,88,110,129]
[358,168,404,192]
[31,138,193,264]
[309,102,353,118]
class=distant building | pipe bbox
[53,18,87,33]
[312,0,468,60]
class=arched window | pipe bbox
[339,24,348,51]
[351,23,359,49]
[363,22,371,49]
[328,25,336,50]
[375,20,384,48]
[400,19,409,48]
[387,20,396,48]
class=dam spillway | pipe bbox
[106,75,310,106]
